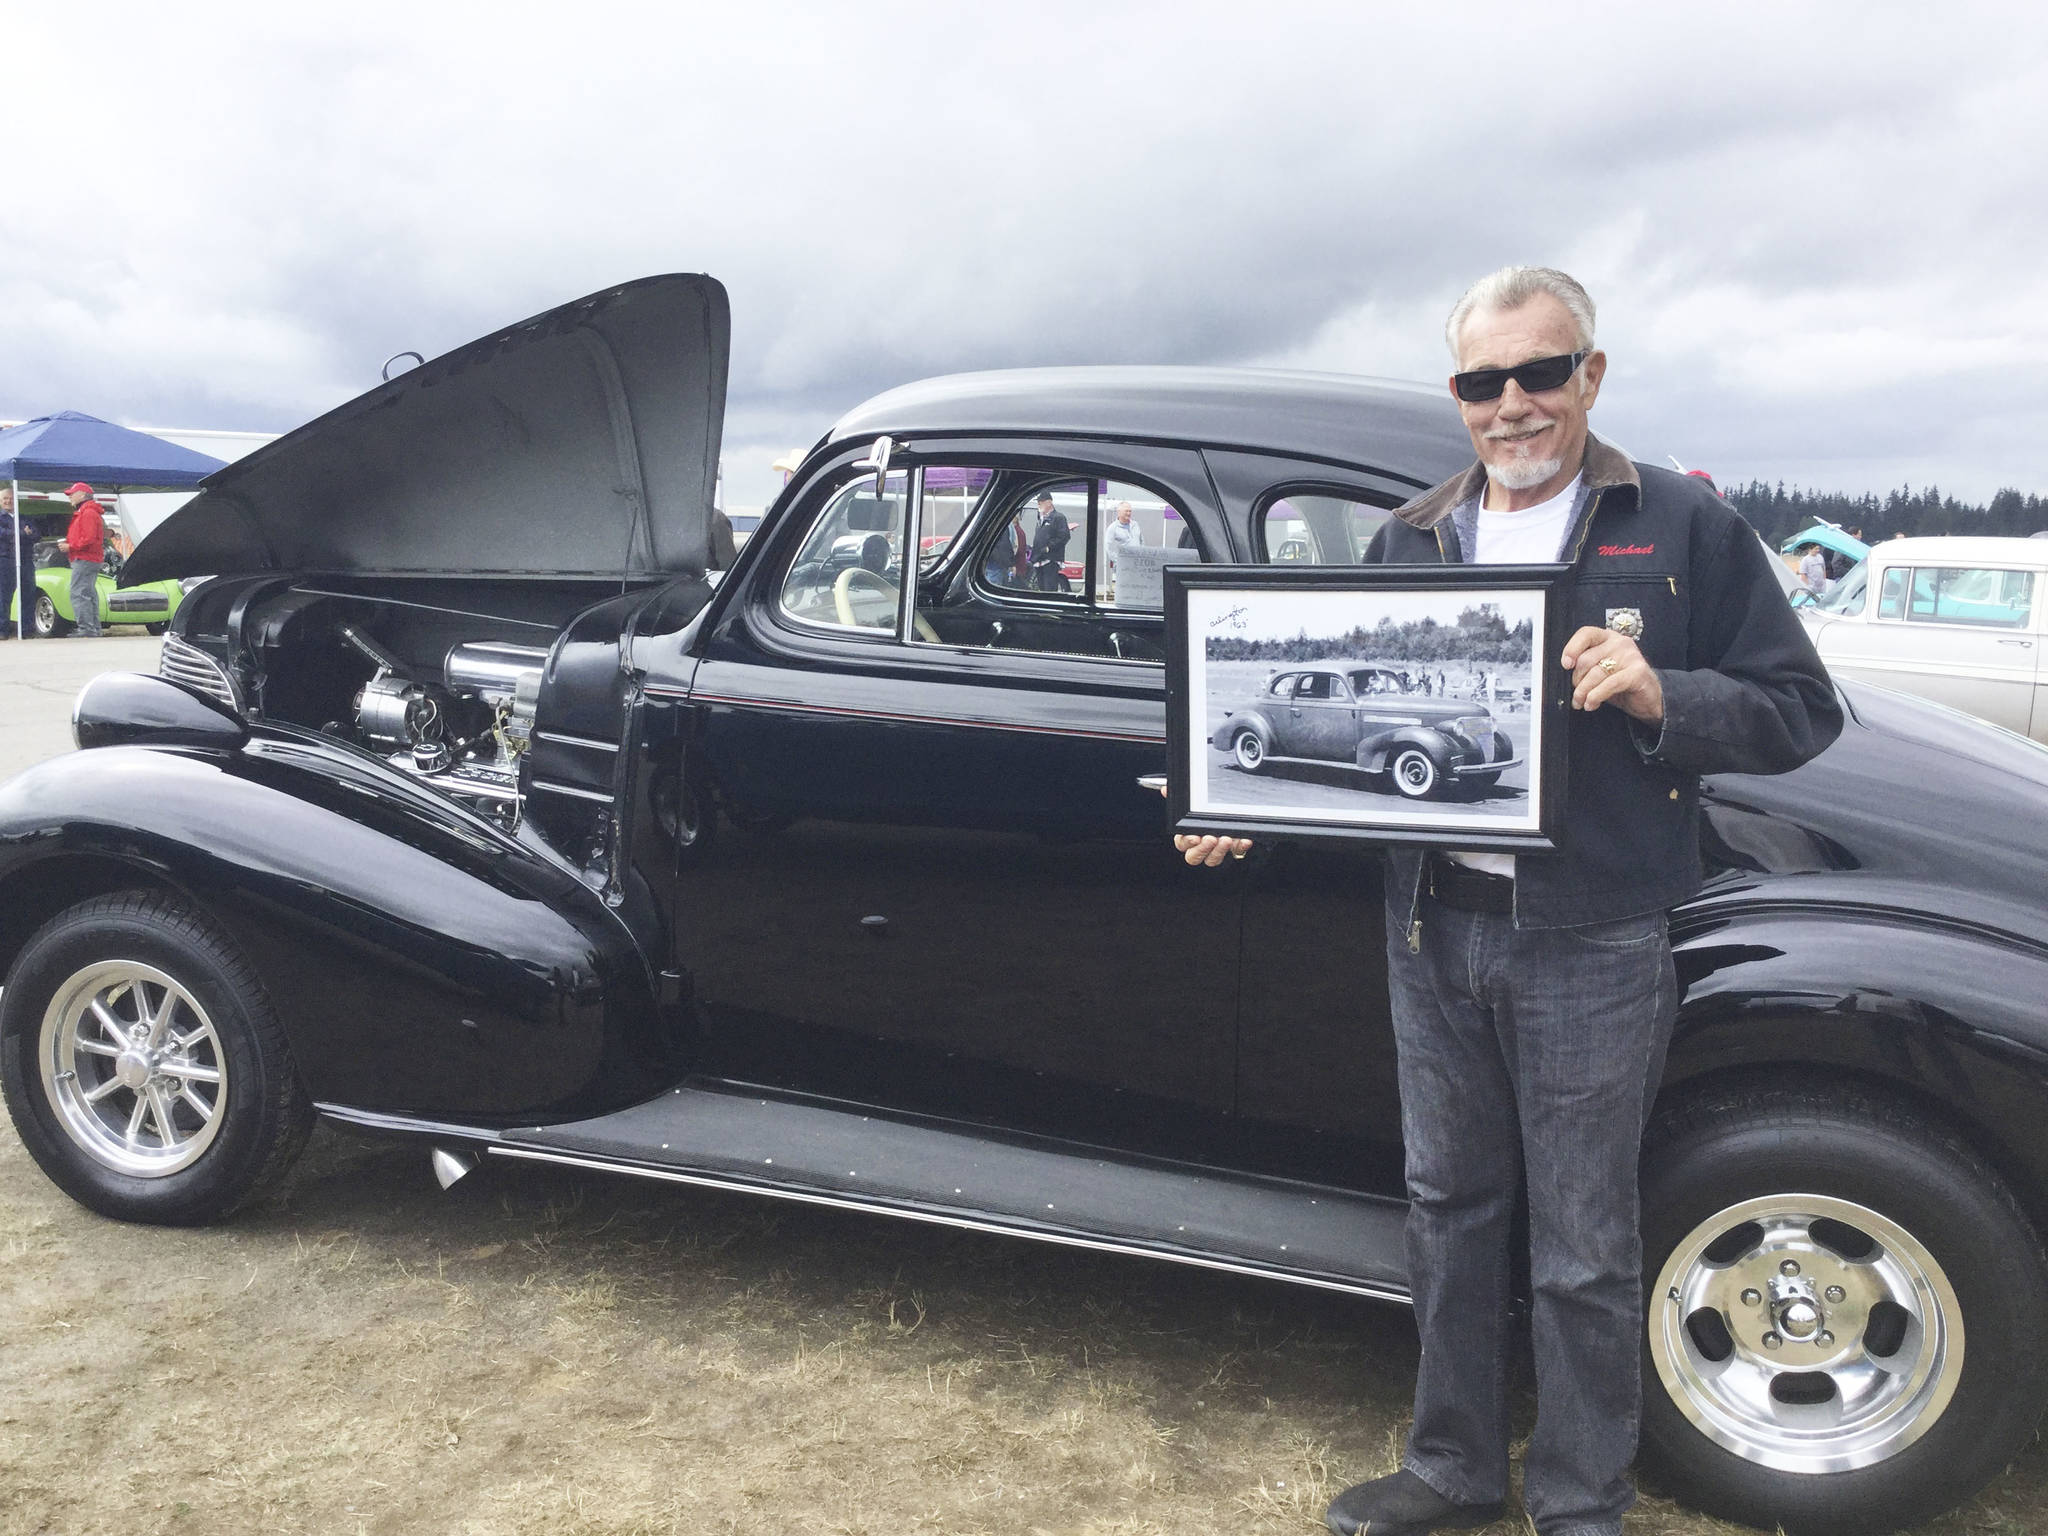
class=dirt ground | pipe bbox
[4,1117,2045,1536]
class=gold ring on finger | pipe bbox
[1599,656,1618,674]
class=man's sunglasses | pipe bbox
[1452,350,1588,403]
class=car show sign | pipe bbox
[1164,563,1573,850]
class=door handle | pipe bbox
[1996,638,2033,647]
[1136,774,1168,793]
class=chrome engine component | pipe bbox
[356,674,446,754]
[344,636,551,827]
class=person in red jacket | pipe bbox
[64,482,105,637]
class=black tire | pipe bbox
[0,892,314,1225]
[1388,745,1443,799]
[32,589,71,638]
[145,622,168,636]
[1233,730,1267,773]
[1639,1083,2048,1535]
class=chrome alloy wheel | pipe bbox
[1649,1193,1963,1474]
[38,960,228,1177]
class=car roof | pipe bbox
[826,365,1473,491]
[1867,535,2048,567]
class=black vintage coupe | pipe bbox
[4,275,2047,1536]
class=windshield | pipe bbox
[1815,561,1869,614]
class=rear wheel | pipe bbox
[1640,1084,2048,1534]
[0,892,313,1224]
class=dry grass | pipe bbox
[2,1118,2043,1535]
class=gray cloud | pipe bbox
[6,3,2045,507]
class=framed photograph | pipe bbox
[1164,564,1574,851]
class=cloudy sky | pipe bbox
[7,3,2045,509]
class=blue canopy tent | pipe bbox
[0,411,225,638]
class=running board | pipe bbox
[485,1081,1410,1302]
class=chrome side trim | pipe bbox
[488,1143,1412,1304]
[532,730,620,752]
[529,779,615,803]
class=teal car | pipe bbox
[7,531,184,637]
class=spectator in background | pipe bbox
[1798,542,1830,597]
[64,482,106,637]
[1106,499,1140,577]
[1028,490,1071,592]
[0,487,18,639]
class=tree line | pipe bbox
[1208,609,1534,666]
[1724,481,2048,547]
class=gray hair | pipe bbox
[1445,266,1597,361]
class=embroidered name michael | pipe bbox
[1597,542,1654,556]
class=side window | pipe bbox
[1915,567,2035,628]
[1877,567,1907,619]
[919,467,992,572]
[1259,490,1394,564]
[1293,672,1334,701]
[778,470,909,634]
[1267,673,1297,698]
[968,476,1205,613]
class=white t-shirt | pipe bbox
[1450,473,1581,880]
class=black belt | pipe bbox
[1425,852,1515,915]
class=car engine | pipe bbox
[340,625,547,826]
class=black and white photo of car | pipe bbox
[1211,664,1519,801]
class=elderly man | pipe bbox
[1028,489,1071,592]
[1106,498,1140,572]
[1179,267,1840,1536]
[63,482,106,637]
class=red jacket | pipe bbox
[66,500,105,563]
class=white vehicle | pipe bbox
[1799,535,2047,743]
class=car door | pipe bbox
[657,439,1246,1163]
[1286,669,1356,762]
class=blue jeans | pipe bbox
[69,559,102,636]
[1384,894,1676,1536]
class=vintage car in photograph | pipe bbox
[8,518,185,636]
[3,275,2047,1536]
[1797,534,2046,743]
[1212,665,1518,798]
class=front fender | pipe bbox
[0,736,679,1125]
[1356,726,1447,773]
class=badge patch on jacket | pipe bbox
[1606,607,1644,638]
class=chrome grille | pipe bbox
[159,634,243,713]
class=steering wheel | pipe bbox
[833,565,939,642]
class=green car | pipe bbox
[7,536,184,637]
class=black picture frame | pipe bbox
[1164,563,1574,851]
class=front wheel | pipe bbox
[1388,745,1442,799]
[1640,1084,2048,1535]
[32,589,71,638]
[0,892,314,1225]
[1232,730,1266,773]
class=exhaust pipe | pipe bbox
[431,1147,479,1190]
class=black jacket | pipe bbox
[1367,436,1843,928]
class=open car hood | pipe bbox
[125,274,728,583]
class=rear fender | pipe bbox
[0,737,678,1124]
[1667,904,2048,1224]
